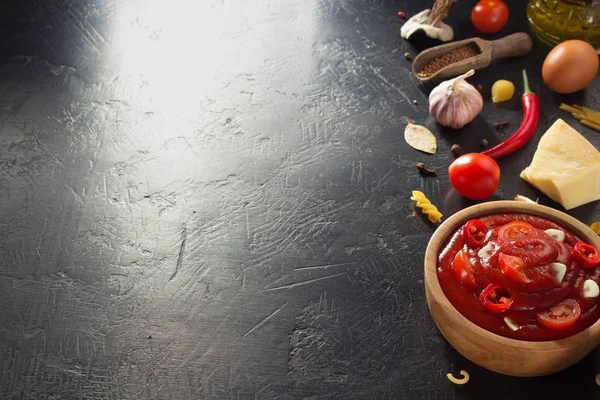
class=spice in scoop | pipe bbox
[417,44,480,78]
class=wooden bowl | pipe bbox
[424,200,600,377]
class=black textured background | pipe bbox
[1,0,600,399]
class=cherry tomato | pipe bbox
[471,0,509,34]
[572,242,600,269]
[536,299,581,330]
[463,219,488,248]
[448,153,500,200]
[498,253,532,284]
[451,250,477,287]
[498,221,536,242]
[479,284,513,312]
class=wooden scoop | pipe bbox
[412,32,533,83]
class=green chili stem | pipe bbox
[522,69,532,96]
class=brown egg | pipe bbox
[542,40,599,94]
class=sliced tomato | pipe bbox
[499,236,558,268]
[479,284,513,313]
[451,250,477,287]
[498,221,537,242]
[498,253,532,284]
[536,299,581,330]
[463,219,488,248]
[571,242,600,269]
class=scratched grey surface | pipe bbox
[1,0,600,399]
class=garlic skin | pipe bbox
[429,69,483,129]
[401,9,453,42]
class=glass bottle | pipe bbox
[527,0,600,49]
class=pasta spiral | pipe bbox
[410,190,442,223]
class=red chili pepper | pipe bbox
[462,219,488,248]
[572,242,600,268]
[482,70,538,159]
[479,284,513,313]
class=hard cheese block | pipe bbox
[520,118,600,210]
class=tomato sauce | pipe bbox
[438,213,600,341]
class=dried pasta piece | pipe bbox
[595,373,600,387]
[447,370,470,385]
[410,190,442,223]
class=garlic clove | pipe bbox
[400,9,454,42]
[477,243,494,260]
[504,317,520,331]
[550,262,567,284]
[545,229,565,242]
[583,279,600,299]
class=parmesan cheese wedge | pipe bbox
[520,119,600,210]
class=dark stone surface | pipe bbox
[0,0,599,398]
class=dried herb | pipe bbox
[451,144,461,157]
[405,123,437,154]
[494,121,510,130]
[416,162,436,175]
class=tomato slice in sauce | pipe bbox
[498,236,559,268]
[536,299,581,330]
[498,253,532,284]
[451,250,477,287]
[498,221,536,242]
[479,284,513,312]
[572,242,600,269]
[463,219,488,248]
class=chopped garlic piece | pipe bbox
[550,262,567,284]
[545,229,565,242]
[583,280,600,298]
[447,370,469,385]
[504,317,519,331]
[477,244,494,260]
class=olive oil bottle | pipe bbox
[527,0,600,49]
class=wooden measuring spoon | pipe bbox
[412,32,534,83]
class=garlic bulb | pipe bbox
[429,69,483,129]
